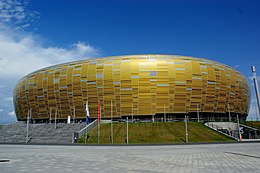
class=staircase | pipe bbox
[0,122,86,144]
[205,122,260,141]
[205,122,239,140]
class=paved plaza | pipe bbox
[1,143,260,173]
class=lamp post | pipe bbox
[252,66,260,117]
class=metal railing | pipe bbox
[205,122,239,140]
[72,119,98,143]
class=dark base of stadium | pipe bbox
[17,112,247,124]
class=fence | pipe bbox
[72,119,98,143]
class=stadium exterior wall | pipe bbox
[13,55,251,121]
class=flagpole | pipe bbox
[237,114,241,141]
[73,106,75,123]
[98,123,100,144]
[111,100,113,144]
[197,104,199,122]
[26,109,30,143]
[126,117,129,144]
[49,107,52,124]
[164,104,166,122]
[85,101,90,144]
[132,103,134,123]
[30,108,32,119]
[228,103,231,121]
[54,109,57,130]
[185,115,188,143]
[98,100,100,144]
[85,111,87,144]
[85,124,88,144]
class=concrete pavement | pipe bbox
[1,143,260,173]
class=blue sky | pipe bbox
[0,0,260,123]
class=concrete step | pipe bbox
[0,122,86,144]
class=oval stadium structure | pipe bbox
[14,55,250,122]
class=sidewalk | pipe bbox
[1,143,260,173]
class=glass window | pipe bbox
[157,84,169,87]
[96,73,103,78]
[54,78,59,83]
[150,71,157,76]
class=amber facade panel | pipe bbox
[14,55,251,121]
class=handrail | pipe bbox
[78,120,97,134]
[204,122,238,140]
[72,119,98,143]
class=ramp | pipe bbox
[205,122,260,141]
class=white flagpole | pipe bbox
[111,100,113,144]
[98,101,100,144]
[73,106,76,123]
[126,117,129,144]
[85,128,88,144]
[185,115,188,143]
[228,103,231,121]
[26,109,30,143]
[237,115,241,141]
[132,103,134,123]
[55,109,57,130]
[49,107,52,124]
[164,104,166,122]
[30,108,32,119]
[197,104,200,122]
[85,101,90,144]
[85,125,87,144]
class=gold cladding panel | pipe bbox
[14,55,251,120]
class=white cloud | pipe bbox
[0,32,99,78]
[0,0,39,30]
[4,97,13,102]
[0,0,100,123]
[8,111,16,117]
[0,29,99,122]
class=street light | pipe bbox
[252,66,260,118]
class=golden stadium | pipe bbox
[13,54,250,122]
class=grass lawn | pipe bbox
[78,122,234,144]
[241,121,260,129]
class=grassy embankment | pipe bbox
[241,121,260,129]
[78,122,234,144]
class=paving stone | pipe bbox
[1,143,260,173]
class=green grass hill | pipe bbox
[78,122,234,144]
[241,121,260,129]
